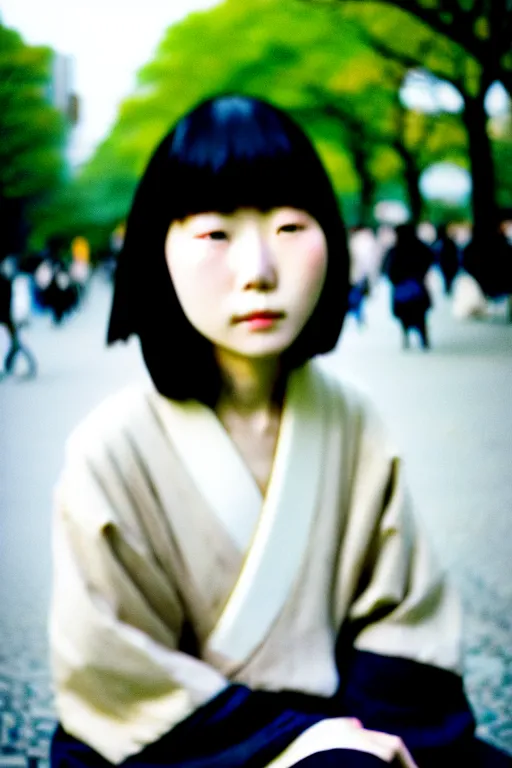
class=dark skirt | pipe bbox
[50,651,512,768]
[51,723,512,768]
[392,279,431,329]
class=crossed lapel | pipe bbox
[152,362,329,666]
[150,391,262,553]
[207,362,328,664]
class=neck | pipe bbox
[214,349,284,418]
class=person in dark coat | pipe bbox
[463,224,512,320]
[433,224,460,295]
[40,260,80,325]
[383,223,434,349]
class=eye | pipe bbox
[197,230,228,241]
[209,230,228,241]
[278,222,305,234]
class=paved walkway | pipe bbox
[0,271,511,766]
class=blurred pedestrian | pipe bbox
[11,267,32,328]
[433,224,460,295]
[33,256,55,313]
[463,223,512,321]
[70,236,92,303]
[383,223,434,349]
[69,257,91,303]
[347,226,380,326]
[452,272,488,320]
[0,256,37,379]
[48,264,80,325]
[36,259,80,325]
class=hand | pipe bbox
[351,724,419,768]
[267,718,419,768]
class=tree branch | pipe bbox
[306,0,492,64]
[297,83,391,146]
[350,22,472,94]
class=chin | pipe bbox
[232,339,295,359]
[213,327,302,360]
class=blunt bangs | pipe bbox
[107,94,350,406]
[165,96,337,224]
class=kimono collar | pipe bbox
[207,361,329,663]
[154,361,330,664]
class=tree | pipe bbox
[306,0,512,96]
[0,24,68,256]
[292,30,467,224]
[308,3,505,237]
[43,0,473,243]
[41,0,372,238]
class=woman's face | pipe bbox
[165,207,327,360]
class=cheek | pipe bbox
[167,251,231,321]
[306,242,328,281]
[295,235,328,297]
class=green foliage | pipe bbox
[44,0,389,240]
[42,0,510,244]
[0,23,69,254]
[492,122,512,210]
[423,198,472,226]
[0,25,67,199]
[326,0,512,93]
[322,1,511,230]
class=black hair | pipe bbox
[107,94,349,406]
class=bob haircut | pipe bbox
[107,94,350,406]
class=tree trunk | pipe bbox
[351,143,375,226]
[499,72,512,100]
[394,144,423,224]
[462,88,499,240]
[404,156,423,224]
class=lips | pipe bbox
[233,310,285,323]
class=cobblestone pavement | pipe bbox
[462,572,512,751]
[0,606,54,768]
[1,274,511,765]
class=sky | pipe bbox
[0,0,221,163]
[401,69,510,118]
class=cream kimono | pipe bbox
[49,361,472,768]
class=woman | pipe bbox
[383,224,433,350]
[49,96,504,768]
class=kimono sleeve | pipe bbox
[49,431,228,765]
[336,402,476,765]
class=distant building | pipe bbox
[49,52,83,167]
[50,53,79,124]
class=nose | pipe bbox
[235,230,277,292]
